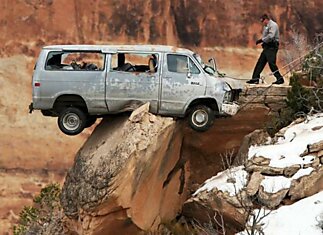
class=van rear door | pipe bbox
[41,50,107,114]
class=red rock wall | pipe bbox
[0,0,322,56]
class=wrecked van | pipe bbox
[29,45,239,135]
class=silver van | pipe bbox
[29,45,239,135]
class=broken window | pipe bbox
[110,53,158,73]
[45,51,105,71]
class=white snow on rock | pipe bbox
[261,176,291,193]
[194,166,248,196]
[292,167,314,179]
[261,167,314,193]
[237,191,323,235]
[194,114,323,234]
[248,114,323,168]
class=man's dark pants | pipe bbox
[252,45,283,80]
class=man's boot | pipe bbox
[272,77,284,85]
[246,79,259,84]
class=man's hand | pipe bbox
[256,39,263,45]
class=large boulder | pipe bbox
[61,103,187,234]
[234,129,271,166]
[258,187,289,208]
[289,167,323,200]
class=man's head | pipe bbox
[260,14,270,25]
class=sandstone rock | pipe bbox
[239,86,290,112]
[1,1,321,58]
[182,106,270,185]
[234,130,271,166]
[61,106,186,234]
[128,102,149,123]
[307,140,323,153]
[249,156,271,166]
[242,86,289,97]
[289,167,323,201]
[283,164,301,177]
[246,172,264,196]
[222,190,253,209]
[245,164,284,175]
[311,157,321,168]
[258,186,289,208]
[239,95,287,104]
[182,192,247,235]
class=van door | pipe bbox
[105,52,160,113]
[159,54,206,116]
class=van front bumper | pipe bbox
[221,102,239,116]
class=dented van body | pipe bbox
[30,44,239,135]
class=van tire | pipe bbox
[58,107,86,135]
[85,116,97,128]
[188,105,215,132]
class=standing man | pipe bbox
[247,14,284,84]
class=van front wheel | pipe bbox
[188,105,215,132]
[58,107,87,135]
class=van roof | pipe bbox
[43,44,194,54]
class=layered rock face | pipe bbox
[0,0,322,56]
[60,99,275,234]
[61,104,187,234]
[239,85,289,112]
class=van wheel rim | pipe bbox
[63,113,80,131]
[192,110,208,127]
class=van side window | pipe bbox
[45,52,105,71]
[167,54,200,74]
[110,53,158,73]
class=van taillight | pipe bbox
[35,82,41,87]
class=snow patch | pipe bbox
[237,191,323,235]
[248,115,323,168]
[194,166,248,196]
[292,167,314,180]
[261,176,291,193]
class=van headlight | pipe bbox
[224,90,233,102]
[223,82,231,92]
[223,82,233,102]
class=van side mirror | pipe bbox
[208,58,217,72]
[187,72,192,78]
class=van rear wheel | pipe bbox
[58,107,86,135]
[188,105,215,132]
